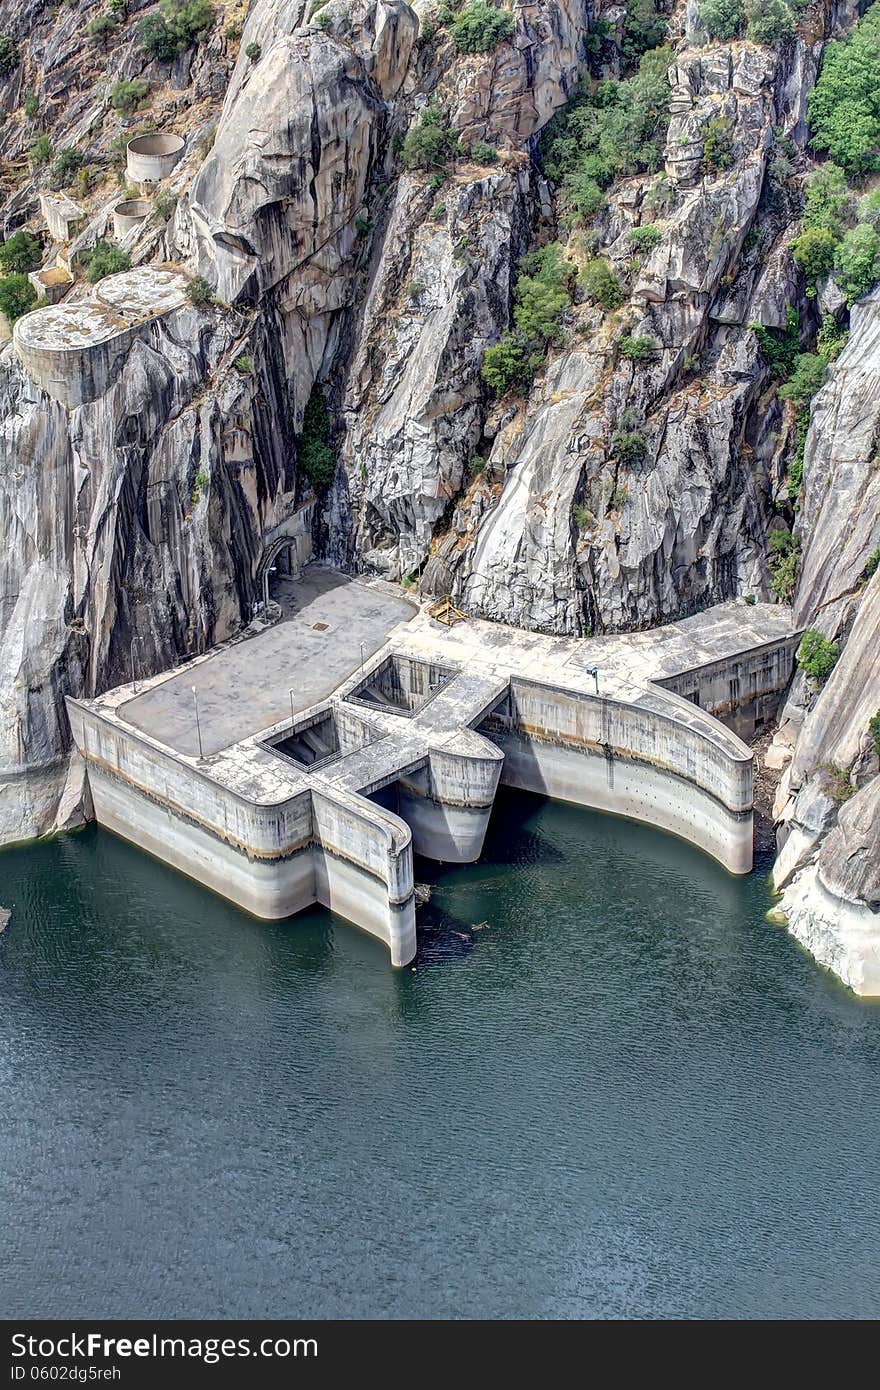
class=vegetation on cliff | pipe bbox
[481,244,577,394]
[297,386,337,491]
[539,46,671,221]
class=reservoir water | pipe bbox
[1,791,878,1320]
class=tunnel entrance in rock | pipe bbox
[260,536,303,608]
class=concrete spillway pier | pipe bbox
[67,571,799,966]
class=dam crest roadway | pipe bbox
[67,568,799,966]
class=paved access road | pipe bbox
[120,568,415,757]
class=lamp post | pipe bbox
[191,685,204,761]
[130,637,138,695]
[289,688,295,730]
[585,665,599,695]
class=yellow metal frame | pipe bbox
[428,597,468,627]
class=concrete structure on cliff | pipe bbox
[13,267,189,408]
[67,571,799,967]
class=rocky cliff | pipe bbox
[0,0,877,988]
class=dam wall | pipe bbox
[479,677,754,874]
[66,697,417,965]
[66,584,800,963]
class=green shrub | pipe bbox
[751,308,800,379]
[470,140,497,164]
[512,243,577,343]
[111,78,150,116]
[697,0,744,40]
[779,353,826,408]
[86,13,119,41]
[863,545,880,579]
[816,312,848,362]
[234,355,255,375]
[566,173,605,220]
[450,1,514,53]
[611,482,629,510]
[858,187,880,229]
[618,333,657,361]
[186,275,213,305]
[808,2,880,174]
[768,529,798,600]
[482,243,576,393]
[796,628,839,680]
[701,117,734,174]
[401,108,459,170]
[0,274,37,324]
[245,40,261,60]
[745,0,794,45]
[224,17,243,38]
[834,222,880,306]
[354,216,371,238]
[22,90,39,119]
[83,241,131,283]
[0,34,20,76]
[49,147,83,190]
[191,469,208,505]
[611,431,648,466]
[802,164,850,236]
[869,709,880,756]
[28,134,53,168]
[0,230,42,275]
[579,257,624,309]
[627,224,662,255]
[792,225,837,288]
[481,333,539,394]
[540,46,671,214]
[297,384,336,490]
[823,763,856,802]
[621,0,667,69]
[138,0,215,61]
[152,188,178,222]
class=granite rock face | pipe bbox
[771,305,880,993]
[0,0,878,980]
[334,166,535,578]
[425,41,793,634]
[0,304,304,840]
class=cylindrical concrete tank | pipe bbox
[113,198,152,239]
[126,133,185,183]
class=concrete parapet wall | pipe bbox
[67,698,417,965]
[482,678,754,873]
[311,788,415,965]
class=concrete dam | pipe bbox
[67,570,799,966]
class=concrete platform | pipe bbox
[68,578,801,968]
[13,267,189,408]
[120,570,416,757]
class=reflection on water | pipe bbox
[1,793,878,1319]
